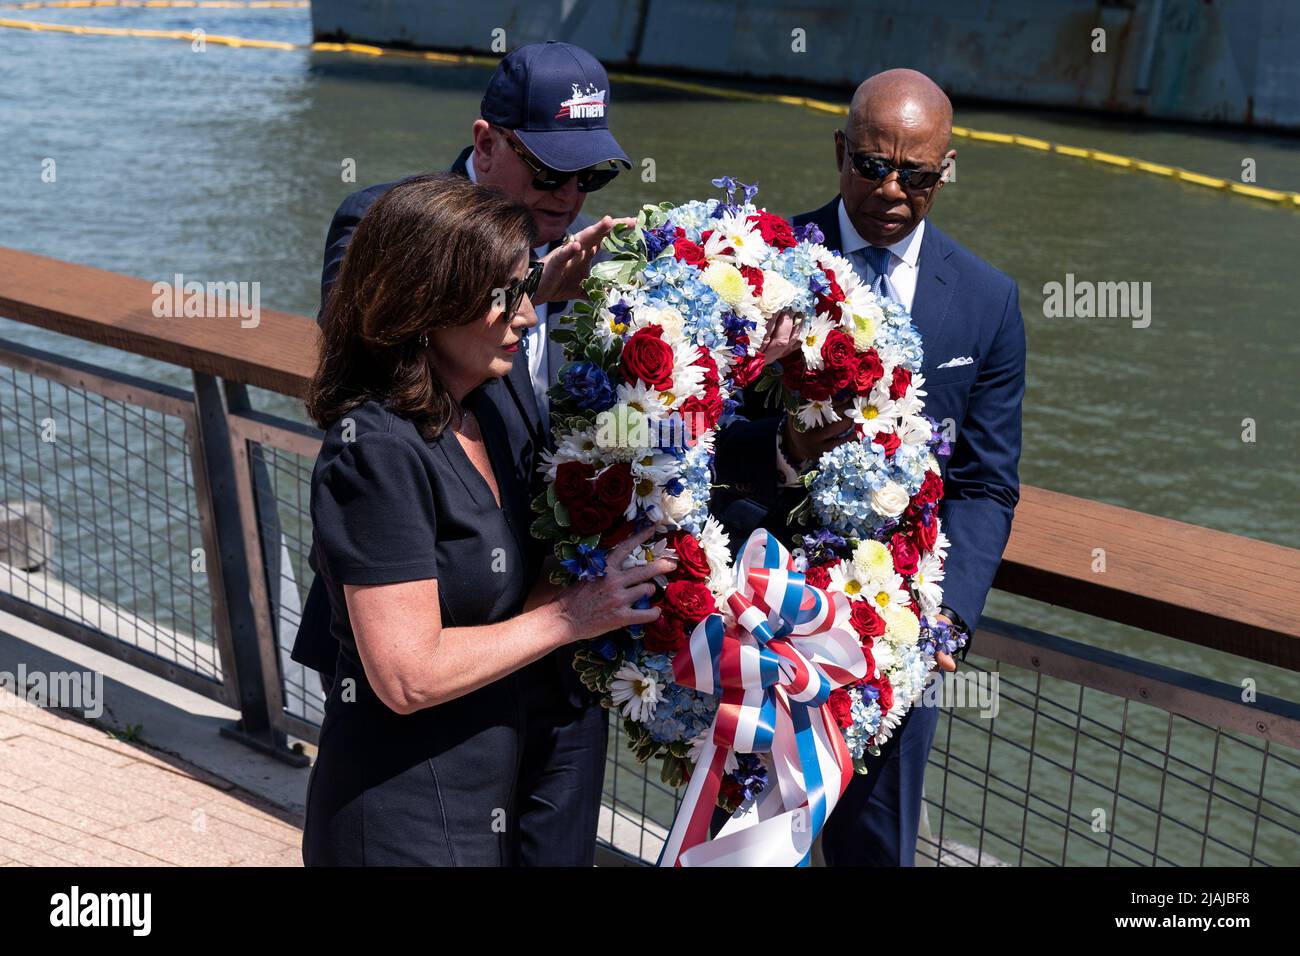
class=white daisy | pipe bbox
[850,394,899,431]
[687,728,739,774]
[622,536,676,587]
[615,380,668,423]
[796,399,839,431]
[703,212,766,268]
[913,551,945,618]
[828,561,869,601]
[539,429,601,480]
[697,515,733,595]
[864,571,911,616]
[799,314,836,370]
[610,663,661,724]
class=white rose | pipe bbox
[645,305,685,342]
[758,271,798,317]
[871,482,910,519]
[662,489,695,524]
[895,414,933,446]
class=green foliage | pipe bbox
[574,644,622,695]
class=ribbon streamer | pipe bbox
[658,529,868,867]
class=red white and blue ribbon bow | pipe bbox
[658,529,869,867]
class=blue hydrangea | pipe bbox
[562,361,617,411]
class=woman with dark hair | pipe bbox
[300,173,672,866]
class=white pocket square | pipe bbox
[937,356,974,369]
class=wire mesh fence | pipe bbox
[921,630,1300,867]
[0,338,1296,867]
[0,340,225,698]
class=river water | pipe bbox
[1,6,1297,863]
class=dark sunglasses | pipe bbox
[498,128,620,193]
[502,259,543,319]
[839,131,945,191]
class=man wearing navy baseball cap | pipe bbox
[295,41,633,867]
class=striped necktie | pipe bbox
[859,245,897,305]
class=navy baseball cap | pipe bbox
[481,41,632,173]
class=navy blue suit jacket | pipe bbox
[727,198,1025,636]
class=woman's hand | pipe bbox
[552,526,676,643]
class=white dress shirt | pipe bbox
[836,199,925,313]
[466,153,551,425]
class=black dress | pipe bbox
[301,391,545,866]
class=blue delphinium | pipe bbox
[843,685,882,760]
[560,543,607,581]
[731,752,768,802]
[642,220,678,259]
[800,527,849,566]
[793,221,824,245]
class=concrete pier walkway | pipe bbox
[0,688,302,867]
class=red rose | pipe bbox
[643,607,688,654]
[621,326,675,390]
[666,531,711,581]
[915,470,944,507]
[850,600,886,639]
[781,352,807,390]
[748,211,797,250]
[873,430,900,457]
[815,269,847,319]
[852,349,885,393]
[821,329,857,372]
[814,363,852,400]
[718,774,745,807]
[554,461,594,506]
[912,513,938,552]
[672,238,708,268]
[694,348,720,387]
[876,676,894,714]
[828,687,854,729]
[680,393,722,444]
[889,534,920,576]
[889,366,912,401]
[664,580,715,625]
[568,501,610,536]
[803,563,832,591]
[739,264,764,297]
[784,353,844,402]
[594,463,634,515]
[731,354,766,389]
[600,521,634,550]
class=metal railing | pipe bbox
[1,280,1297,865]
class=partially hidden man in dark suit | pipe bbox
[721,69,1025,866]
[292,42,633,866]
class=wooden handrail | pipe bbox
[0,247,317,397]
[2,245,1298,669]
[998,487,1299,669]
